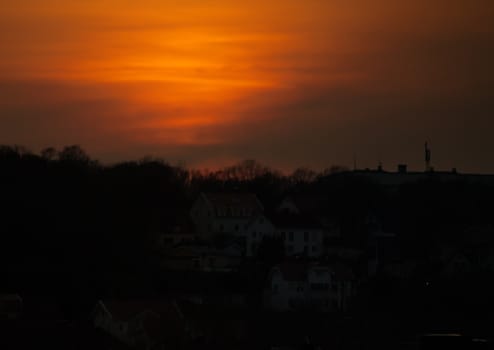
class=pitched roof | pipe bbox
[99,299,179,321]
[97,299,188,344]
[281,194,328,215]
[203,193,264,216]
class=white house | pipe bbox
[241,213,327,258]
[264,263,354,312]
[0,294,22,320]
[190,193,264,238]
[92,299,188,349]
[242,214,278,256]
[271,214,325,258]
[276,195,341,247]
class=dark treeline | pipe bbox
[1,144,494,321]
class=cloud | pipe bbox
[0,0,493,172]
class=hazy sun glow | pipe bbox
[1,0,493,170]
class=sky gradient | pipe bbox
[1,0,493,172]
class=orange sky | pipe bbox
[1,0,493,171]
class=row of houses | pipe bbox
[91,289,356,350]
[152,193,359,313]
[187,192,340,258]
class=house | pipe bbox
[241,213,327,258]
[276,194,341,245]
[190,192,264,238]
[243,214,278,256]
[0,294,22,320]
[92,299,189,350]
[270,214,325,258]
[264,262,354,312]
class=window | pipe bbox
[272,284,278,293]
[297,285,304,292]
[235,224,239,231]
[287,245,294,253]
[252,231,257,239]
[259,217,264,223]
[312,232,317,242]
[281,232,286,240]
[304,246,308,255]
[289,232,294,241]
[220,224,224,232]
[312,246,317,253]
[209,257,215,267]
[304,232,309,242]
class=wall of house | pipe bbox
[94,304,152,348]
[243,216,277,256]
[190,195,258,237]
[265,267,351,312]
[94,307,132,345]
[267,270,308,311]
[213,217,252,236]
[278,229,324,257]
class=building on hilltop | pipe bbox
[190,192,264,238]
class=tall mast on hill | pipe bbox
[425,142,432,172]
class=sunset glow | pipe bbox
[1,0,493,171]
